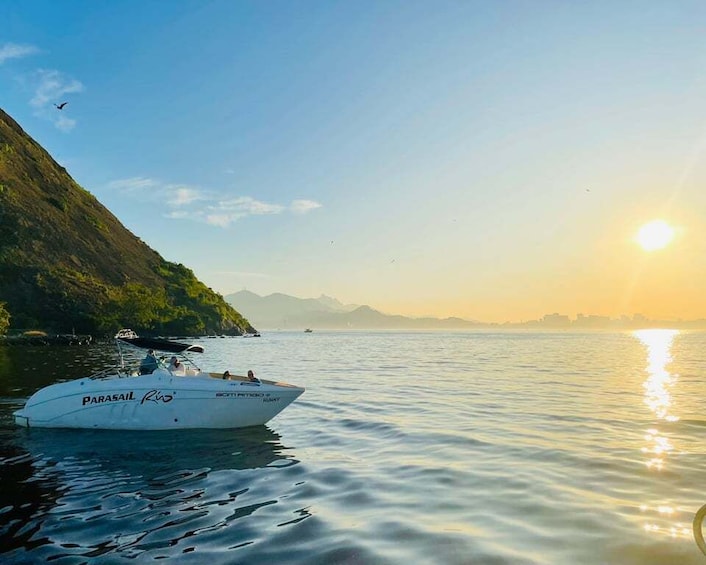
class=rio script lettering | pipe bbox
[140,390,174,405]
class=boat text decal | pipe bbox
[216,392,266,398]
[140,390,174,405]
[216,392,280,403]
[82,392,135,405]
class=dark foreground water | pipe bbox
[1,330,705,564]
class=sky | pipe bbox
[2,0,706,323]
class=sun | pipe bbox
[635,220,674,251]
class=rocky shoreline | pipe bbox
[0,334,93,346]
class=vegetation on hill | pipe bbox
[0,302,9,335]
[0,108,254,336]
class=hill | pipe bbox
[0,108,254,336]
[226,290,481,330]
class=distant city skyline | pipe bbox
[506,312,706,330]
[2,1,706,323]
[227,290,706,330]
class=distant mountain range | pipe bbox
[225,291,706,331]
[225,290,482,330]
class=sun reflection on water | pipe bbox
[632,329,690,543]
[636,329,679,423]
[634,329,679,472]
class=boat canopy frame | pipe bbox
[115,336,205,375]
[116,337,204,354]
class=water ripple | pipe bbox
[1,331,706,563]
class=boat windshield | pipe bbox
[114,336,204,377]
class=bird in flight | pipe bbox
[54,102,68,110]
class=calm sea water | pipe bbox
[1,330,705,564]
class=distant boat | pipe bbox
[114,328,138,340]
[243,332,261,338]
[304,328,313,333]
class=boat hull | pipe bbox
[13,369,304,430]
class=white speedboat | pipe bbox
[13,333,304,430]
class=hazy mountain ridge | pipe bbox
[226,291,706,331]
[0,108,254,336]
[225,290,482,329]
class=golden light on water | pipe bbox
[635,220,675,251]
[633,329,691,543]
[635,329,679,424]
[635,329,678,471]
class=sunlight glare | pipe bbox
[635,220,674,251]
[635,329,679,422]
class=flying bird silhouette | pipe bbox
[54,102,68,110]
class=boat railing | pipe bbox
[89,365,132,380]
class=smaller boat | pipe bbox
[114,328,138,339]
[304,328,313,333]
[13,331,304,430]
[243,332,261,338]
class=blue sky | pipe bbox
[2,1,706,322]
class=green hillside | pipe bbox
[0,108,254,336]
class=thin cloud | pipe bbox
[204,214,232,228]
[106,177,322,228]
[168,186,207,207]
[28,69,84,132]
[165,210,190,219]
[107,177,160,192]
[0,43,39,64]
[217,196,284,215]
[1,44,80,131]
[30,69,84,108]
[201,197,285,227]
[54,114,77,133]
[107,177,209,206]
[290,199,322,214]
